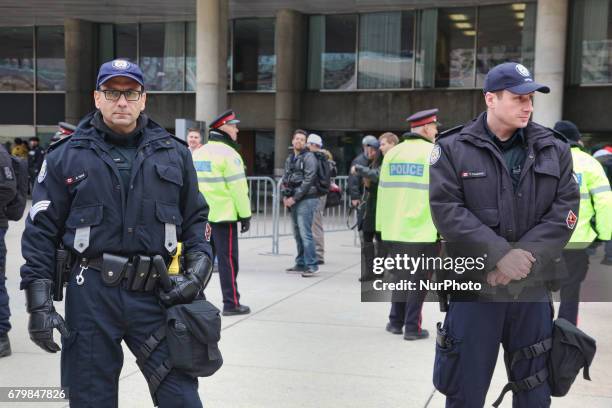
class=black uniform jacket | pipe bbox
[429,112,580,276]
[20,111,211,288]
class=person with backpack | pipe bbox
[282,130,321,277]
[0,144,28,358]
[306,133,332,265]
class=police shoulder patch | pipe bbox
[37,159,47,183]
[429,144,442,166]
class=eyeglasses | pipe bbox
[98,89,143,102]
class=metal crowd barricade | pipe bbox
[240,177,278,242]
[243,176,352,254]
[271,176,351,254]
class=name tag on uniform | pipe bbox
[194,161,212,172]
[389,163,424,177]
[65,172,87,185]
[460,171,486,179]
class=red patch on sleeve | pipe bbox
[566,210,577,230]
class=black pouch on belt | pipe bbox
[101,253,128,286]
[130,255,151,291]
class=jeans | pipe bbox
[605,240,612,261]
[291,197,319,268]
[0,228,9,335]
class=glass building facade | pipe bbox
[308,3,537,90]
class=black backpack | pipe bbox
[314,152,331,195]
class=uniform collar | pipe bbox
[482,113,526,152]
[72,111,171,148]
[91,111,146,147]
[209,129,239,150]
[402,132,433,144]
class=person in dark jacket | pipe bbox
[27,136,45,193]
[429,62,579,407]
[348,136,373,209]
[351,136,385,282]
[282,130,321,276]
[0,144,27,358]
[20,59,212,407]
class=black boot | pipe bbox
[0,333,11,358]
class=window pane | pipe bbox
[569,0,612,84]
[358,11,415,89]
[115,24,138,62]
[435,8,476,88]
[186,22,196,91]
[476,3,536,87]
[323,14,357,90]
[98,24,114,64]
[36,26,65,91]
[0,27,34,91]
[140,23,185,91]
[0,94,33,124]
[36,94,65,125]
[233,18,276,91]
[255,131,274,175]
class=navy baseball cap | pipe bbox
[483,62,549,95]
[96,59,145,89]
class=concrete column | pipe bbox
[274,9,306,176]
[64,18,96,124]
[532,0,568,127]
[196,0,228,125]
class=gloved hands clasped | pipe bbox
[156,252,212,306]
[25,279,70,353]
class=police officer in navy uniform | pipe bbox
[20,59,212,407]
[429,62,579,407]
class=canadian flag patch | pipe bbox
[566,210,577,230]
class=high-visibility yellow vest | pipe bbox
[567,147,612,247]
[375,137,437,243]
[192,140,252,223]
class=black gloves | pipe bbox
[157,252,212,306]
[25,279,70,353]
[240,217,250,233]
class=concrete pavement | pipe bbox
[1,217,611,407]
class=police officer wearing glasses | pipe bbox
[20,59,212,407]
[429,62,579,407]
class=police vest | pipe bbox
[192,141,251,223]
[375,137,437,242]
[567,147,612,247]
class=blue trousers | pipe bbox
[210,222,241,310]
[434,296,552,408]
[62,263,202,407]
[290,197,319,268]
[0,228,8,335]
[559,249,589,325]
[388,242,436,334]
